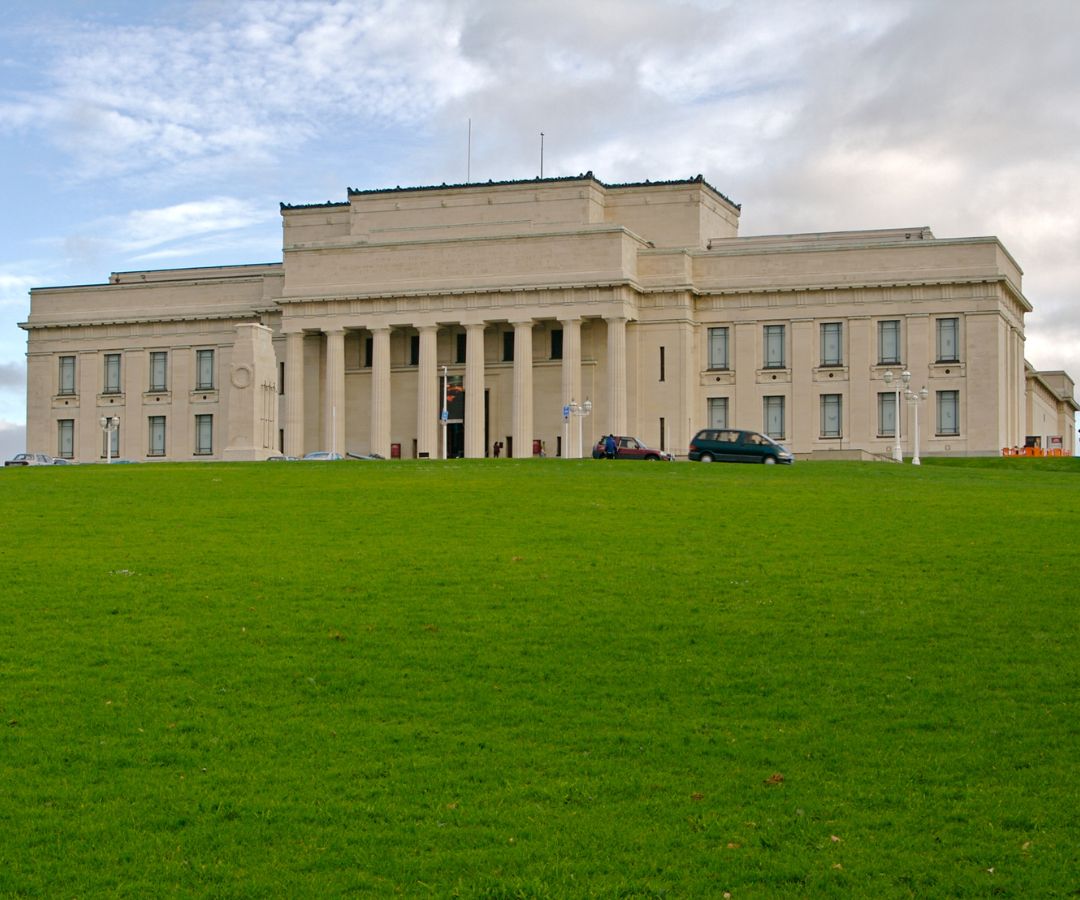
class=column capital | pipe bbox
[511,318,535,329]
[367,324,392,335]
[558,316,582,326]
[416,323,439,334]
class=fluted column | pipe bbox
[512,319,534,458]
[606,316,627,435]
[416,325,438,458]
[464,323,487,458]
[560,317,582,457]
[370,326,392,458]
[325,329,346,455]
[284,330,305,457]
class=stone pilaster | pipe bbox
[284,330,305,457]
[512,319,534,457]
[324,329,346,455]
[464,323,486,458]
[560,317,582,456]
[370,326,392,458]
[606,316,627,435]
[417,325,438,458]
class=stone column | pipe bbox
[464,323,487,458]
[560,317,582,456]
[370,326,392,458]
[416,325,438,458]
[325,329,346,456]
[606,316,627,435]
[284,331,305,457]
[512,319,534,457]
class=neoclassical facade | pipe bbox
[21,174,1077,461]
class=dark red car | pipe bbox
[592,435,673,461]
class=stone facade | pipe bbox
[21,174,1077,461]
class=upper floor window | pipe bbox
[103,353,121,394]
[196,349,215,390]
[708,327,729,370]
[937,390,960,435]
[455,332,467,364]
[551,328,563,360]
[58,356,76,396]
[364,337,373,368]
[878,320,901,365]
[763,325,785,369]
[659,346,666,382]
[820,323,842,367]
[149,351,168,392]
[409,334,420,366]
[820,394,842,438]
[502,331,514,362]
[936,318,959,363]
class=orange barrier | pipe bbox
[1001,447,1066,458]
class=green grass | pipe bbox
[1,458,1078,897]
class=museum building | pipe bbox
[21,173,1078,461]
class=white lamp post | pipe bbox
[440,365,449,460]
[99,415,119,464]
[568,398,592,458]
[882,369,910,462]
[905,385,929,465]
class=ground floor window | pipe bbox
[763,395,785,439]
[937,390,959,435]
[57,419,74,458]
[102,423,120,458]
[195,414,213,455]
[708,397,728,429]
[820,394,842,438]
[148,416,166,456]
[878,392,897,437]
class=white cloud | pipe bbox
[0,420,26,458]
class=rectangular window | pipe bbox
[551,328,563,360]
[659,417,666,451]
[659,346,666,382]
[148,416,166,456]
[708,397,729,429]
[57,419,74,459]
[195,414,213,455]
[409,334,420,366]
[764,395,785,439]
[936,317,959,363]
[820,322,842,367]
[103,353,121,394]
[937,390,960,435]
[196,349,215,390]
[820,394,842,438]
[364,337,373,368]
[59,356,76,395]
[764,325,785,368]
[708,327,729,370]
[279,361,285,395]
[102,422,120,457]
[149,351,168,392]
[878,392,897,437]
[878,320,901,365]
[502,331,514,362]
[456,332,467,364]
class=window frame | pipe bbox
[195,349,215,391]
[707,326,729,371]
[877,392,897,437]
[708,397,729,429]
[103,353,122,395]
[148,415,166,457]
[878,320,901,365]
[57,419,74,459]
[936,317,960,363]
[763,325,786,369]
[149,351,168,392]
[550,328,563,361]
[820,322,843,367]
[194,414,213,455]
[820,393,842,438]
[937,390,960,436]
[58,356,76,396]
[763,395,786,440]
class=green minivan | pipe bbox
[688,429,794,464]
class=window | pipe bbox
[103,353,121,394]
[279,362,285,395]
[149,351,168,392]
[708,327,729,370]
[878,392,897,437]
[659,346,666,382]
[878,320,901,365]
[409,334,420,366]
[364,337,373,368]
[456,332,467,364]
[820,323,842,367]
[148,416,166,456]
[820,394,842,438]
[937,390,959,435]
[57,419,74,459]
[936,318,959,363]
[59,356,76,395]
[708,397,729,429]
[195,414,213,455]
[502,331,514,362]
[764,325,785,368]
[763,396,785,439]
[196,349,215,390]
[102,422,120,457]
[551,329,563,360]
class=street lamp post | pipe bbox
[882,369,910,462]
[906,385,929,465]
[99,415,119,464]
[440,365,448,460]
[568,398,592,458]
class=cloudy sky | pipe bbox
[1,0,1078,456]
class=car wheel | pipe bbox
[763,456,776,465]
[645,455,658,461]
[699,453,714,463]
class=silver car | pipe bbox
[5,452,54,467]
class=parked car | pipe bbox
[591,436,673,461]
[265,455,298,461]
[302,451,344,461]
[52,457,77,465]
[688,429,794,464]
[5,452,54,466]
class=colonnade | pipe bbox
[282,316,629,459]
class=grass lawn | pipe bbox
[1,458,1078,897]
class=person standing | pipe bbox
[604,434,617,459]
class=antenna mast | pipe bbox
[467,118,472,184]
[539,131,544,178]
